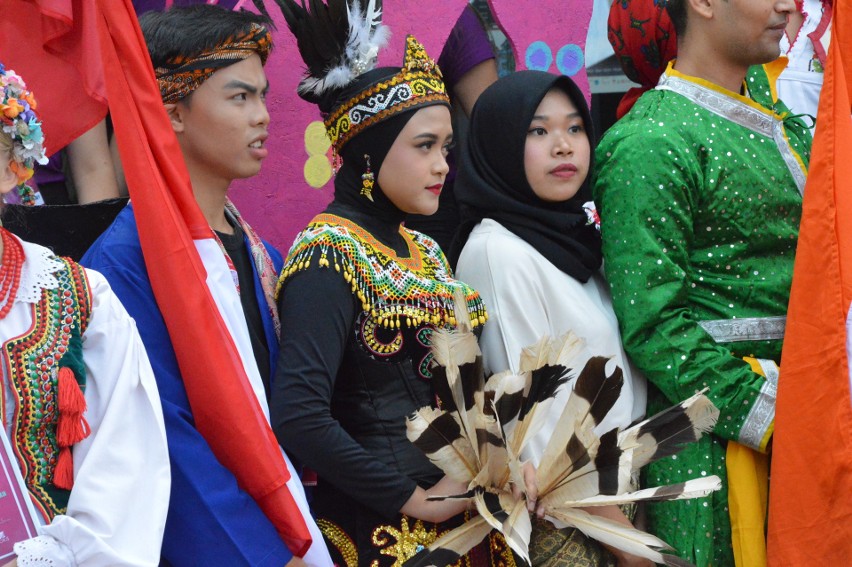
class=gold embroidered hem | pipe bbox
[373,516,438,566]
[318,512,517,567]
[318,518,359,567]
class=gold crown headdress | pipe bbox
[324,35,448,150]
[258,0,449,151]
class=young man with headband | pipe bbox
[84,6,330,566]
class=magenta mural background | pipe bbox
[489,0,593,104]
[229,0,594,253]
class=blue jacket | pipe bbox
[83,204,291,566]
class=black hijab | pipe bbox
[324,67,450,251]
[452,71,602,282]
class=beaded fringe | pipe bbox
[277,232,487,330]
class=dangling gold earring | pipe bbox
[360,154,375,202]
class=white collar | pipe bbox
[15,236,64,305]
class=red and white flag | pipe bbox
[1,0,312,556]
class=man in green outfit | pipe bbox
[593,0,808,564]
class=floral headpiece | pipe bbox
[324,35,449,151]
[1,64,48,205]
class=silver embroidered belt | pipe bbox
[699,316,786,343]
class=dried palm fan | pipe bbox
[405,291,721,567]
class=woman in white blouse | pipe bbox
[452,71,647,567]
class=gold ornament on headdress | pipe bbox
[324,35,450,152]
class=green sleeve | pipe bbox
[593,123,774,451]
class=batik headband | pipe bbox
[1,63,48,205]
[324,35,449,151]
[155,22,272,104]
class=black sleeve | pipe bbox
[272,267,418,518]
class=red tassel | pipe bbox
[56,415,90,447]
[58,367,87,415]
[54,367,91,489]
[56,367,90,447]
[53,446,74,490]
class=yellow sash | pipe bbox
[727,357,775,567]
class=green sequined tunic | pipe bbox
[593,63,811,566]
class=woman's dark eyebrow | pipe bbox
[413,131,453,142]
[531,112,582,121]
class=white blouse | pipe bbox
[2,237,170,566]
[456,219,646,465]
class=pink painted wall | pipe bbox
[230,0,594,253]
[489,0,593,104]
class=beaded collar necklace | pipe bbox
[0,229,24,319]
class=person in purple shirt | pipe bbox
[132,0,240,13]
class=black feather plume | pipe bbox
[572,356,624,426]
[519,364,571,421]
[432,357,482,414]
[258,0,389,103]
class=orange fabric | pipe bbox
[0,0,107,152]
[767,1,852,564]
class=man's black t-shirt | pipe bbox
[214,223,271,398]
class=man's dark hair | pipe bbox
[140,5,272,69]
[665,0,687,38]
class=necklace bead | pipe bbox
[0,229,25,320]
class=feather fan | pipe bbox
[470,489,533,564]
[404,310,722,566]
[557,476,723,508]
[546,507,694,567]
[617,389,719,468]
[536,353,623,497]
[407,407,477,483]
[403,516,494,567]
